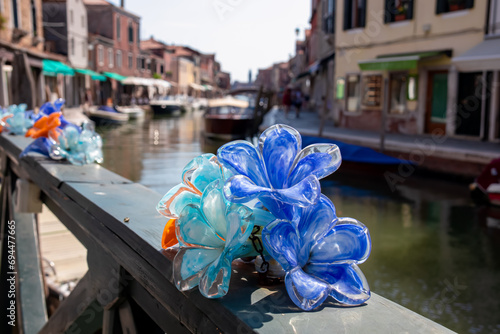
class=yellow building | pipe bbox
[335,0,498,141]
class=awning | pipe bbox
[122,77,172,88]
[122,76,151,86]
[189,83,206,91]
[358,51,448,71]
[74,68,106,81]
[452,38,500,71]
[103,71,127,82]
[42,59,75,76]
[203,84,213,91]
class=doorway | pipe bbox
[425,71,448,133]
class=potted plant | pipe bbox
[448,0,465,11]
[394,5,407,21]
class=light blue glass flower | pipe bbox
[173,179,274,298]
[262,195,371,311]
[1,104,33,135]
[20,122,103,166]
[157,154,229,248]
[49,122,103,165]
[218,124,341,223]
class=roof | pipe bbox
[83,0,140,19]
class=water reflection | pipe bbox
[98,111,500,334]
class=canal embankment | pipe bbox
[261,107,500,179]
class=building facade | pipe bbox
[334,0,491,141]
[43,0,89,107]
[0,0,46,108]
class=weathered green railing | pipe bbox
[0,133,455,334]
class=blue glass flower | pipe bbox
[218,124,341,222]
[173,179,274,298]
[262,195,371,311]
[37,99,75,129]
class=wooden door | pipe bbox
[425,71,448,133]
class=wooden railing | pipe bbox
[0,133,455,334]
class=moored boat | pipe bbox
[115,105,145,120]
[203,87,273,140]
[85,106,129,126]
[470,157,500,206]
[149,96,186,115]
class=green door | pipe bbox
[426,71,448,133]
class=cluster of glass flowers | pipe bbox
[157,124,371,311]
[14,99,104,166]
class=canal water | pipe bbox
[97,110,500,334]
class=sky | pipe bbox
[108,0,311,82]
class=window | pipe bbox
[116,15,121,40]
[362,75,382,107]
[160,65,164,74]
[137,56,141,70]
[385,0,414,23]
[70,38,75,55]
[436,0,474,14]
[146,59,151,72]
[128,22,133,43]
[389,73,408,114]
[128,53,133,69]
[323,0,335,34]
[11,0,19,28]
[81,15,85,28]
[108,48,113,68]
[346,74,360,112]
[336,77,345,99]
[137,25,140,46]
[31,0,37,35]
[488,0,500,35]
[98,45,104,66]
[70,10,74,24]
[343,0,366,30]
[116,50,122,68]
[82,41,86,57]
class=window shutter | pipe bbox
[360,0,367,27]
[343,0,351,30]
[384,0,393,23]
[465,0,474,9]
[407,0,414,20]
[436,0,446,14]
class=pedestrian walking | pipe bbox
[283,88,292,118]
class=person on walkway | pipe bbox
[282,88,292,118]
[293,89,302,118]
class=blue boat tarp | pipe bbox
[301,136,407,165]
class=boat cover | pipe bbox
[301,136,407,165]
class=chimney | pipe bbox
[120,0,124,8]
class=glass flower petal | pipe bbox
[305,263,370,305]
[288,144,342,187]
[176,204,225,248]
[174,248,222,291]
[309,218,371,265]
[285,267,330,311]
[217,140,268,187]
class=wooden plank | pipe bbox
[40,180,254,334]
[129,280,190,334]
[1,132,455,334]
[14,212,48,334]
[39,273,96,334]
[118,300,137,334]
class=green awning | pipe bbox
[103,72,127,82]
[358,51,445,71]
[74,68,106,81]
[42,59,75,76]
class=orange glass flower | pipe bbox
[25,112,62,139]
